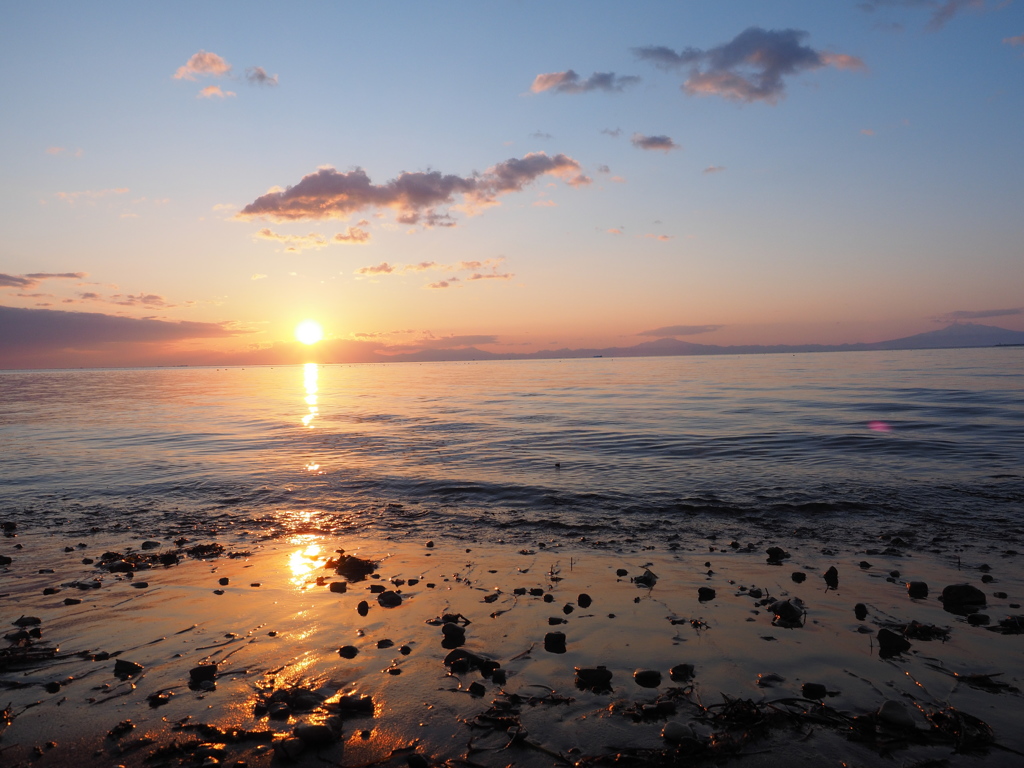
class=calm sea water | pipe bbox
[1,349,1022,547]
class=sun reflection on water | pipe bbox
[287,536,328,588]
[301,363,318,428]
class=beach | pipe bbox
[4,519,1024,767]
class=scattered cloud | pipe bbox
[532,199,557,207]
[245,66,279,86]
[198,85,235,99]
[426,280,454,289]
[634,27,865,104]
[174,50,232,81]
[638,324,724,337]
[1005,34,1024,48]
[610,175,626,183]
[255,228,329,252]
[356,262,395,275]
[530,130,554,140]
[703,165,726,174]
[531,70,640,94]
[54,188,129,204]
[237,152,590,226]
[0,305,243,353]
[607,228,623,235]
[355,258,511,287]
[0,272,87,289]
[857,0,993,31]
[45,146,83,157]
[601,128,623,138]
[631,133,679,152]
[212,203,237,212]
[467,272,513,281]
[934,307,1022,323]
[861,128,876,136]
[108,293,173,308]
[251,273,268,280]
[596,164,611,174]
[334,226,371,243]
[413,334,498,347]
[643,234,672,241]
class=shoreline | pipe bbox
[3,526,1024,767]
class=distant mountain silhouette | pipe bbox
[377,323,1024,363]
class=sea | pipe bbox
[1,348,1022,550]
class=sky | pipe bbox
[1,0,1022,369]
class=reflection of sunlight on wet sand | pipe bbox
[287,535,328,588]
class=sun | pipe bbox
[295,320,324,345]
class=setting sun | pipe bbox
[295,320,324,345]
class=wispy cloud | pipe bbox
[857,0,993,31]
[54,188,129,204]
[0,272,87,289]
[245,66,278,86]
[1005,34,1024,48]
[703,165,726,174]
[198,85,235,99]
[45,146,83,157]
[530,130,554,140]
[334,226,371,243]
[174,50,232,81]
[607,228,623,235]
[108,293,174,308]
[600,128,623,138]
[638,324,724,337]
[237,152,590,226]
[413,334,498,347]
[355,258,511,286]
[635,27,865,104]
[531,70,640,94]
[356,262,395,275]
[631,133,679,152]
[934,307,1022,323]
[255,228,329,252]
[251,273,268,280]
[642,234,672,241]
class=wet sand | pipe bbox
[2,526,1024,767]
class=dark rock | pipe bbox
[575,666,613,692]
[967,613,991,626]
[63,597,82,605]
[43,587,60,595]
[407,578,419,586]
[333,553,378,581]
[106,560,134,573]
[377,590,402,608]
[329,581,347,593]
[616,568,628,577]
[141,541,161,550]
[0,555,11,566]
[823,566,839,590]
[543,593,554,603]
[513,587,527,595]
[772,599,805,627]
[578,593,592,608]
[335,693,374,714]
[791,572,807,583]
[562,603,574,615]
[859,561,872,569]
[544,631,567,653]
[274,737,305,760]
[189,664,217,682]
[407,754,429,768]
[425,541,434,548]
[907,581,928,599]
[802,682,827,699]
[877,628,912,657]
[356,600,369,616]
[369,584,386,594]
[114,659,144,677]
[697,587,716,602]
[669,664,695,682]
[994,591,1008,599]
[400,645,411,655]
[13,615,42,627]
[294,724,337,746]
[131,581,149,588]
[766,546,790,562]
[633,669,662,688]
[441,623,466,647]
[44,681,62,694]
[548,617,566,625]
[854,603,868,621]
[468,681,486,696]
[148,691,173,707]
[218,577,229,586]
[940,584,986,608]
[981,574,994,584]
[338,645,359,659]
[634,570,657,588]
[492,668,507,684]
[529,588,544,596]
[377,638,394,649]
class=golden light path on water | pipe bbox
[302,362,318,430]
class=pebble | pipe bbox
[791,572,807,583]
[771,599,804,626]
[329,581,347,593]
[468,681,486,696]
[876,628,911,656]
[377,591,402,608]
[823,566,839,590]
[377,638,394,649]
[854,603,868,621]
[878,699,915,729]
[218,577,229,586]
[63,597,82,605]
[669,663,695,682]
[616,568,628,577]
[575,666,613,692]
[357,600,370,617]
[967,613,990,626]
[662,721,697,743]
[294,724,336,746]
[543,631,567,654]
[578,593,592,608]
[338,645,359,659]
[697,587,716,602]
[766,546,790,562]
[633,669,662,688]
[369,584,386,594]
[940,583,986,608]
[907,581,928,599]
[801,682,827,699]
[190,664,218,682]
[43,587,60,595]
[113,659,144,677]
[543,593,554,603]
[273,737,305,760]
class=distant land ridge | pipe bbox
[378,323,1024,363]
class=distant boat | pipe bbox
[593,355,603,358]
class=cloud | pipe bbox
[631,133,679,152]
[54,188,129,204]
[607,228,623,235]
[601,128,623,138]
[355,258,511,285]
[1,272,87,289]
[333,226,371,243]
[0,305,242,353]
[634,27,865,104]
[703,165,726,174]
[356,262,395,275]
[532,199,557,207]
[934,307,1022,323]
[46,146,82,157]
[530,130,553,140]
[426,280,454,289]
[643,234,672,241]
[857,0,991,30]
[255,228,329,252]
[861,128,876,136]
[237,152,589,226]
[108,293,173,308]
[596,164,611,174]
[245,66,279,86]
[530,70,640,94]
[251,273,267,280]
[413,334,498,348]
[638,324,724,337]
[174,50,231,81]
[466,272,513,281]
[198,85,236,99]
[1005,34,1024,46]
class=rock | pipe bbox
[407,754,430,768]
[748,588,763,598]
[326,580,347,594]
[854,603,868,621]
[334,693,374,714]
[513,587,527,595]
[425,540,434,548]
[791,571,807,583]
[13,616,41,626]
[669,664,695,682]
[543,631,566,653]
[766,546,790,562]
[877,699,915,729]
[369,584,386,594]
[63,597,82,605]
[907,581,928,599]
[114,659,144,677]
[876,628,911,657]
[190,664,218,682]
[441,623,466,646]
[0,556,11,566]
[199,679,216,691]
[771,599,805,627]
[578,593,592,608]
[562,603,574,615]
[106,560,134,573]
[529,588,544,596]
[356,600,369,616]
[294,724,336,746]
[141,541,161,550]
[575,666,613,692]
[338,645,359,659]
[756,672,785,687]
[548,617,566,625]
[616,568,628,577]
[218,577,229,586]
[802,682,827,699]
[633,669,662,688]
[377,638,394,649]
[940,584,986,608]
[43,587,60,595]
[44,681,62,694]
[634,570,657,588]
[697,587,716,602]
[131,581,149,589]
[823,566,839,590]
[400,645,411,655]
[468,681,486,696]
[662,721,697,743]
[981,574,994,584]
[274,737,305,760]
[377,591,402,608]
[859,561,872,569]
[967,613,991,626]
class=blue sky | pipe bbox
[1,0,1022,367]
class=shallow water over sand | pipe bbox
[1,348,1022,546]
